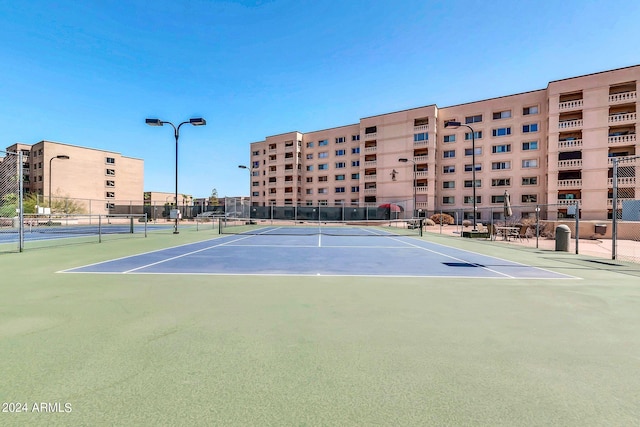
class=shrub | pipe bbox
[430,213,455,225]
[462,219,472,227]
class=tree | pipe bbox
[209,188,219,206]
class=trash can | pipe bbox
[555,224,571,252]
[594,224,607,235]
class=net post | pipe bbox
[574,202,579,255]
[130,216,134,234]
[98,215,102,243]
[144,213,147,237]
[535,204,540,249]
[419,218,423,237]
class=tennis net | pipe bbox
[219,218,423,236]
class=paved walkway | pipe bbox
[424,225,640,263]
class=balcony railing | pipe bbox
[364,174,377,181]
[607,177,636,187]
[413,155,428,163]
[559,99,583,110]
[558,159,582,168]
[608,156,637,165]
[557,199,581,206]
[364,160,377,167]
[364,132,377,140]
[608,112,636,124]
[414,124,429,132]
[364,146,377,152]
[558,139,583,149]
[364,188,376,194]
[609,91,637,104]
[557,179,582,188]
[413,140,429,147]
[608,134,636,145]
[415,171,428,178]
[415,186,428,193]
[558,119,583,129]
[608,197,635,207]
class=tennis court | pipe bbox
[63,223,574,279]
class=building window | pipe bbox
[306,189,313,195]
[106,192,115,198]
[523,106,539,115]
[522,123,539,133]
[492,161,511,170]
[442,181,455,189]
[335,162,346,168]
[465,114,483,124]
[306,165,313,171]
[464,164,482,172]
[335,149,346,156]
[306,142,314,148]
[464,180,481,188]
[464,147,482,156]
[522,159,538,168]
[443,150,455,158]
[335,174,345,181]
[106,180,115,187]
[465,131,482,140]
[492,127,511,137]
[464,196,481,204]
[318,188,328,194]
[318,176,328,182]
[522,176,538,185]
[106,203,115,209]
[443,165,455,174]
[306,154,313,160]
[493,110,511,120]
[443,135,455,143]
[414,132,428,142]
[319,164,328,170]
[318,152,328,158]
[335,187,345,193]
[491,195,506,203]
[352,135,360,141]
[492,144,511,153]
[351,186,360,192]
[306,177,313,183]
[351,160,360,167]
[336,137,346,144]
[252,150,260,156]
[365,126,377,134]
[106,157,115,164]
[442,196,455,204]
[106,169,115,176]
[522,141,538,151]
[318,139,328,146]
[521,194,537,203]
[351,173,359,179]
[491,178,511,187]
[252,161,259,168]
[352,147,360,154]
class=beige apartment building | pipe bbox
[2,140,144,215]
[248,65,639,222]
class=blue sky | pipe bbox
[1,0,639,199]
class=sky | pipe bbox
[1,0,639,199]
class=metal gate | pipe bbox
[612,155,640,263]
[0,150,24,253]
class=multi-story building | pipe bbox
[248,65,639,222]
[2,140,144,215]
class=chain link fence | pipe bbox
[0,150,23,253]
[612,155,640,263]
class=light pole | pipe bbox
[398,158,417,218]
[445,121,478,230]
[146,117,206,234]
[49,155,70,213]
[238,165,254,218]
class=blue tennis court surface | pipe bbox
[62,233,576,279]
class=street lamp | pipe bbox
[145,117,206,234]
[444,121,478,230]
[398,158,417,218]
[238,165,254,218]
[49,155,70,213]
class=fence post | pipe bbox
[18,151,24,252]
[574,202,579,254]
[535,204,540,249]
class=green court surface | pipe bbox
[1,229,639,426]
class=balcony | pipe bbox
[364,132,377,140]
[558,159,582,168]
[558,99,583,110]
[609,91,637,104]
[558,138,583,149]
[413,124,429,132]
[608,134,636,145]
[364,146,377,153]
[608,156,637,165]
[557,179,582,188]
[608,112,636,124]
[557,199,581,206]
[608,197,635,207]
[413,139,429,147]
[413,155,428,163]
[415,186,428,193]
[416,171,428,178]
[607,177,636,187]
[364,160,377,167]
[364,174,377,181]
[364,188,376,194]
[558,119,583,129]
